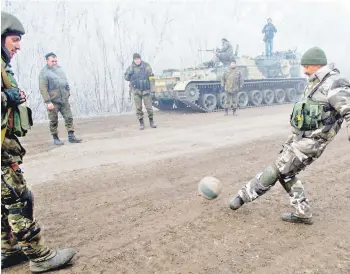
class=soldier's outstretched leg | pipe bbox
[1,167,76,272]
[232,91,238,115]
[229,135,329,224]
[229,165,279,210]
[143,92,157,128]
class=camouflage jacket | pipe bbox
[38,65,70,104]
[1,58,26,164]
[221,67,244,93]
[124,61,154,91]
[217,41,233,55]
[291,65,350,140]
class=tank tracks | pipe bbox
[154,78,307,113]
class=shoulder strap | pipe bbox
[308,69,337,99]
[1,63,13,144]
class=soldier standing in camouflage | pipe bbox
[1,11,75,271]
[38,52,81,145]
[229,47,350,225]
[124,53,157,130]
[221,57,244,115]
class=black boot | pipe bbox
[68,131,82,143]
[29,248,76,273]
[139,119,145,130]
[1,244,29,269]
[229,196,244,210]
[52,134,64,145]
[149,118,157,128]
[281,213,313,225]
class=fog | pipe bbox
[3,0,350,120]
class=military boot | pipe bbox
[29,248,76,273]
[224,108,228,116]
[281,213,313,225]
[229,196,244,210]
[68,131,82,143]
[139,118,145,130]
[1,244,28,269]
[52,134,64,145]
[149,118,157,128]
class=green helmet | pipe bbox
[1,11,25,36]
[301,47,327,66]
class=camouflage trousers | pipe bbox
[224,91,238,109]
[237,133,332,218]
[133,89,154,120]
[48,101,74,135]
[1,164,53,261]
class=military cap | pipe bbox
[301,47,327,66]
[45,52,57,59]
[133,53,141,59]
[1,11,25,36]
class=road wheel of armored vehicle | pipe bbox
[274,88,286,103]
[199,93,217,112]
[237,92,249,108]
[249,90,263,107]
[262,89,274,105]
[184,84,200,102]
[296,81,306,93]
[216,92,227,109]
[286,88,297,102]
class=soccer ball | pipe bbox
[198,176,221,200]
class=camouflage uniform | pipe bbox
[230,47,350,224]
[215,39,233,65]
[38,65,74,135]
[221,67,244,113]
[1,11,75,272]
[1,13,53,265]
[124,59,156,129]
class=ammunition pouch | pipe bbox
[131,78,151,91]
[290,101,324,130]
[13,105,33,137]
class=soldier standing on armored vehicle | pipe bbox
[262,18,277,57]
[229,47,350,225]
[1,11,76,272]
[38,52,82,145]
[221,57,244,115]
[124,53,157,130]
[214,38,233,66]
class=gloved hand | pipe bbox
[4,88,26,107]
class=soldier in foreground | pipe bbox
[229,47,350,224]
[38,52,81,145]
[221,57,244,115]
[214,38,233,66]
[1,11,76,272]
[124,53,157,130]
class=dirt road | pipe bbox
[4,105,350,274]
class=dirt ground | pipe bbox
[4,105,350,274]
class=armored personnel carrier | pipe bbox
[152,48,307,112]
